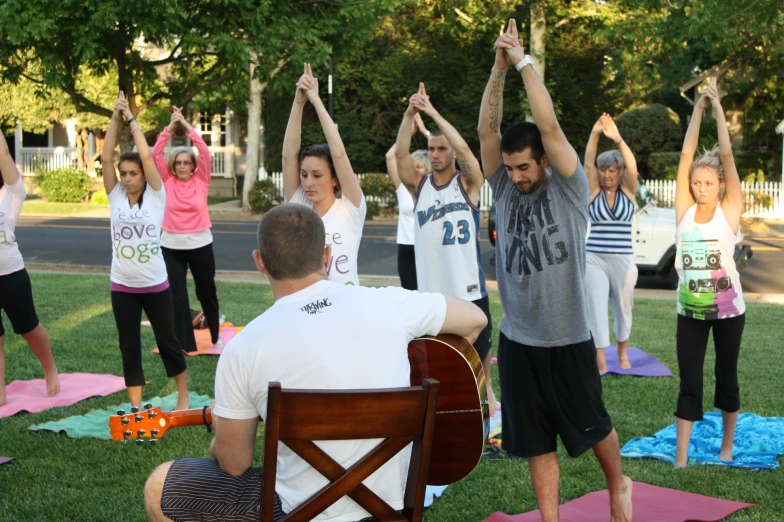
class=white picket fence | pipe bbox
[267,171,496,212]
[18,146,233,178]
[647,179,782,218]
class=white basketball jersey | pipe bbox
[413,172,487,301]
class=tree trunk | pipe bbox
[76,130,85,171]
[243,53,262,211]
[527,1,546,122]
[118,127,135,154]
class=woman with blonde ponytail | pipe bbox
[672,78,746,468]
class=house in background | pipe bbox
[679,60,746,148]
[13,107,251,198]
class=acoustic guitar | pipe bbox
[108,334,488,485]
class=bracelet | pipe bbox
[125,117,136,126]
[425,131,432,139]
[614,138,624,145]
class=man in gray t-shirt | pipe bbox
[477,19,632,522]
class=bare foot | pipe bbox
[597,350,608,375]
[673,459,687,469]
[45,367,61,397]
[175,394,190,411]
[610,475,633,522]
[719,449,733,462]
[618,351,632,370]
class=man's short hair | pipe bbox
[501,122,545,163]
[257,204,325,280]
[429,128,444,138]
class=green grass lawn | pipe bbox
[21,201,100,215]
[1,273,781,521]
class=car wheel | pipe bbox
[665,265,679,290]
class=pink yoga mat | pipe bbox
[483,482,752,522]
[0,457,14,466]
[0,373,126,418]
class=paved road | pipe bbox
[15,216,784,293]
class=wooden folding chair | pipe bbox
[260,379,440,522]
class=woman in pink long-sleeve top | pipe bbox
[152,107,221,353]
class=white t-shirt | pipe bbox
[289,187,366,286]
[108,183,168,287]
[213,280,447,522]
[160,229,213,250]
[0,177,26,276]
[395,185,415,245]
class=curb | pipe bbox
[23,263,784,305]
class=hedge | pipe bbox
[34,168,91,203]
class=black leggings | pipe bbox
[676,313,745,421]
[162,244,220,351]
[397,244,417,291]
[111,288,187,387]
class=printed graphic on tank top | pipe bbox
[413,172,486,302]
[675,204,745,320]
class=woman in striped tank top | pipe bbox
[584,114,639,374]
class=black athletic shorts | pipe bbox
[498,332,613,458]
[0,268,40,337]
[472,295,493,361]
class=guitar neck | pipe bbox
[168,407,212,429]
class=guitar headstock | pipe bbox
[108,403,172,444]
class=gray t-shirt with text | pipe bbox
[488,162,591,347]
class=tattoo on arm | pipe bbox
[489,70,506,133]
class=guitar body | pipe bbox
[408,334,488,485]
[109,335,488,485]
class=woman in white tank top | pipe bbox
[384,114,431,290]
[673,78,746,468]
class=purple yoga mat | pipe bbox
[603,346,673,377]
[0,457,14,466]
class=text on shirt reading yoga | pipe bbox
[112,208,161,264]
[505,189,568,276]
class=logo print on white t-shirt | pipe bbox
[300,298,332,315]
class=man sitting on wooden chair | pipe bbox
[143,203,488,522]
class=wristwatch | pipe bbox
[515,55,535,72]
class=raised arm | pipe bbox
[300,63,362,207]
[503,19,578,177]
[584,116,603,197]
[601,114,638,196]
[385,144,401,189]
[101,96,124,195]
[181,113,212,185]
[0,132,19,186]
[477,21,513,179]
[413,83,483,202]
[711,81,742,232]
[675,92,711,223]
[282,65,309,202]
[152,127,172,182]
[117,92,161,191]
[395,94,419,198]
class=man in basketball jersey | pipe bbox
[477,20,632,522]
[395,82,496,415]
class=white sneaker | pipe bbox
[212,338,224,351]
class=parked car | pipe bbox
[487,180,753,288]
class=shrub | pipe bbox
[248,178,282,214]
[647,152,681,180]
[91,189,109,205]
[34,168,91,203]
[366,200,382,220]
[615,104,683,178]
[360,173,396,209]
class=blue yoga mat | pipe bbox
[621,411,784,470]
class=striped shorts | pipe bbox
[161,458,285,522]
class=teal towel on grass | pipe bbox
[621,411,784,470]
[28,392,213,440]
